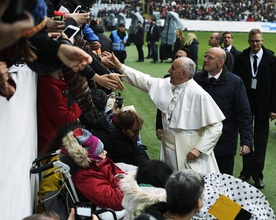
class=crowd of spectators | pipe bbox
[96,0,276,22]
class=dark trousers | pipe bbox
[147,42,151,57]
[215,156,235,175]
[240,117,270,180]
[136,44,144,61]
[151,41,158,62]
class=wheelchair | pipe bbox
[30,150,118,220]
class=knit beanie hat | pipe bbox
[91,89,108,112]
[62,128,104,168]
[2,0,47,38]
[74,128,104,157]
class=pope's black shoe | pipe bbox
[238,174,250,181]
[254,179,265,189]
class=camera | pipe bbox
[75,202,93,220]
[115,93,123,109]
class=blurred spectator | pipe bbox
[172,29,185,60]
[134,21,145,62]
[148,19,160,63]
[93,24,113,53]
[110,23,130,64]
[184,33,199,66]
[96,1,275,22]
[145,19,153,59]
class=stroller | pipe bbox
[30,150,118,220]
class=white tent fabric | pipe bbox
[116,12,126,28]
[161,11,184,45]
[129,12,144,35]
[0,64,38,219]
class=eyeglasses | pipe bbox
[249,40,262,43]
[130,127,142,134]
[203,54,215,61]
[175,55,184,59]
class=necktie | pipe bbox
[253,55,258,73]
[209,77,216,83]
[224,48,228,52]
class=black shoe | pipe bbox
[238,174,250,181]
[254,179,265,189]
[150,61,158,63]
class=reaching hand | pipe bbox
[0,61,15,97]
[93,73,125,91]
[0,0,34,51]
[101,55,117,70]
[64,13,90,27]
[57,44,92,72]
[46,17,65,33]
[87,41,101,51]
[102,51,122,70]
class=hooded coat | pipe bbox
[62,131,126,211]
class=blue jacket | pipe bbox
[194,66,253,156]
[82,23,99,42]
[110,30,128,52]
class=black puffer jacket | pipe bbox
[194,66,253,156]
[92,113,149,166]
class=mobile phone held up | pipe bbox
[73,5,91,13]
[56,25,80,41]
[52,11,65,21]
[75,202,93,220]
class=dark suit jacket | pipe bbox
[233,46,276,120]
[230,46,241,59]
[149,25,160,42]
[134,26,145,45]
[225,50,234,72]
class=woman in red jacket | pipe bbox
[37,70,82,155]
[62,128,126,212]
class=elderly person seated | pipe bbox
[135,169,204,220]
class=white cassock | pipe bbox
[119,65,226,174]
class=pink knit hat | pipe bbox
[62,128,104,168]
[73,128,104,157]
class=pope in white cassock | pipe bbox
[105,54,226,173]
